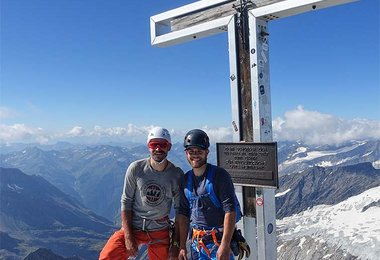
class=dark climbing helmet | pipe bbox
[183,129,210,149]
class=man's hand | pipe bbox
[178,248,188,260]
[216,243,232,260]
[169,245,179,260]
[124,234,138,257]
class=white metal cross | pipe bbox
[151,0,356,259]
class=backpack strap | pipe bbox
[185,165,243,224]
[206,165,243,222]
[204,164,221,208]
[185,165,221,208]
[185,170,202,218]
[185,170,193,206]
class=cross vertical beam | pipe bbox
[228,5,276,259]
[228,10,259,259]
[248,13,276,259]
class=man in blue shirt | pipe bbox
[177,129,237,260]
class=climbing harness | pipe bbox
[140,216,171,246]
[191,227,223,258]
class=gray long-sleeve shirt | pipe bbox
[121,158,183,231]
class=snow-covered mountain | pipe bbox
[277,186,380,260]
[278,140,379,175]
[276,162,380,218]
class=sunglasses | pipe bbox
[148,141,170,150]
[185,148,206,155]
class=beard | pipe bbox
[187,156,207,169]
[151,150,168,163]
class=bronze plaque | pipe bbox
[217,142,278,188]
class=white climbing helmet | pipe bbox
[147,127,171,144]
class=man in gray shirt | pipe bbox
[99,127,183,260]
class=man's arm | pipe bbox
[217,211,236,259]
[213,168,237,258]
[169,218,180,260]
[121,210,138,257]
[177,214,190,260]
[177,171,191,260]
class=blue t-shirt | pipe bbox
[179,163,237,229]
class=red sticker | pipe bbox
[256,197,264,206]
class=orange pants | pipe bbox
[99,229,170,260]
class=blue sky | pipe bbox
[1,0,379,145]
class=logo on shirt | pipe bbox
[142,182,166,206]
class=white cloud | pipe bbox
[67,126,86,136]
[88,125,159,137]
[90,126,128,137]
[200,126,232,143]
[0,124,50,144]
[273,106,380,145]
[127,124,148,135]
[0,107,378,145]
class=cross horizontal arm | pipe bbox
[151,15,232,47]
[151,0,236,47]
[151,0,235,23]
[151,0,357,47]
[250,0,357,21]
[171,1,286,31]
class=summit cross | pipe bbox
[151,0,356,259]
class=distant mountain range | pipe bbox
[277,140,379,175]
[0,140,379,259]
[0,168,115,259]
[0,145,141,222]
[0,143,193,222]
[1,140,377,222]
[276,162,380,218]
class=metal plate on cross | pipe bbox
[216,142,278,188]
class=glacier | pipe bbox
[277,186,380,259]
